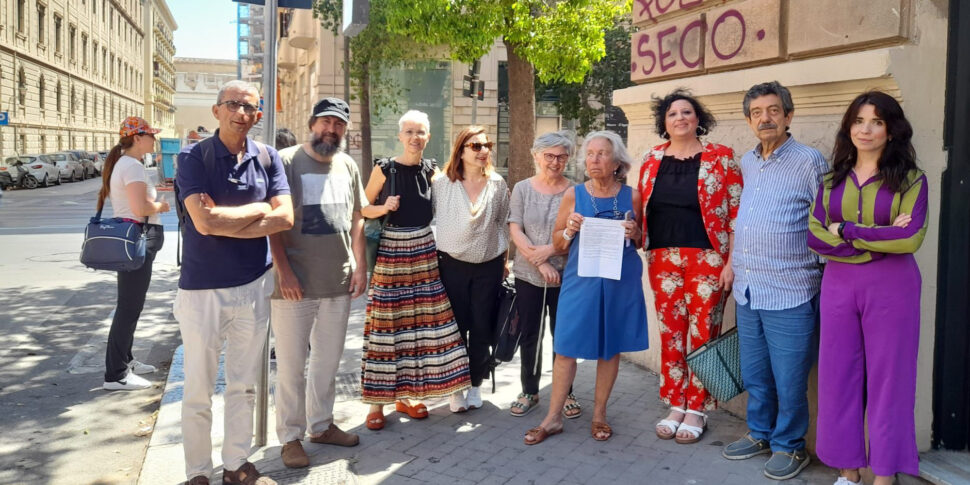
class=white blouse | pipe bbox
[432,171,510,263]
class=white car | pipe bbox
[1,155,62,188]
[46,152,85,182]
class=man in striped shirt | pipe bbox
[722,82,829,481]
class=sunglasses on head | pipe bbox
[464,141,494,152]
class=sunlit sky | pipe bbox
[168,0,239,60]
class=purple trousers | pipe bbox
[816,253,920,477]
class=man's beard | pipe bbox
[312,132,343,157]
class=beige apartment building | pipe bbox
[616,0,970,477]
[172,57,238,139]
[144,0,176,137]
[0,0,175,157]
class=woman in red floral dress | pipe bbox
[639,90,742,444]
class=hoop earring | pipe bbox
[661,131,669,140]
[696,126,708,137]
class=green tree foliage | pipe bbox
[383,0,629,186]
[537,22,634,136]
[312,0,427,170]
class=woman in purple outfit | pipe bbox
[808,91,928,485]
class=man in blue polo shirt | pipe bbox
[174,80,293,485]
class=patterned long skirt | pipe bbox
[361,225,471,404]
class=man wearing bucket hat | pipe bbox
[267,97,368,468]
[174,80,292,485]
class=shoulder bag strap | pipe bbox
[254,140,271,169]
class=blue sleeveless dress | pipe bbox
[553,184,649,360]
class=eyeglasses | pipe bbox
[542,153,569,163]
[218,100,259,115]
[464,141,494,152]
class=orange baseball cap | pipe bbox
[120,116,161,137]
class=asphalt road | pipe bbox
[0,174,182,484]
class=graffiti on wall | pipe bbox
[631,0,782,82]
[629,0,910,84]
[634,0,706,24]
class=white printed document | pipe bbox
[577,218,625,280]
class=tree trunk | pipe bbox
[359,61,373,181]
[504,39,535,189]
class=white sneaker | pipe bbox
[128,360,156,375]
[834,477,862,485]
[466,386,482,409]
[103,372,152,391]
[449,390,467,413]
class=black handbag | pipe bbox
[365,159,396,273]
[80,208,148,272]
[491,278,521,363]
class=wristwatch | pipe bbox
[562,228,574,241]
[837,221,847,238]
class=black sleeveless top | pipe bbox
[646,153,713,250]
[375,157,435,228]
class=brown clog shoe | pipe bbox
[281,440,309,468]
[309,423,360,447]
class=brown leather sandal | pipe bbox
[591,421,613,441]
[523,424,563,445]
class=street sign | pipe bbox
[233,0,311,8]
[0,112,8,126]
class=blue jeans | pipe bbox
[736,290,819,452]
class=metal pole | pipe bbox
[255,0,278,448]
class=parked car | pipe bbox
[47,152,85,182]
[1,154,62,188]
[92,152,106,175]
[67,150,97,179]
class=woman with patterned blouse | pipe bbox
[639,90,742,444]
[808,91,928,485]
[434,126,511,413]
[508,131,581,418]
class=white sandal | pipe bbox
[655,406,685,440]
[674,409,707,444]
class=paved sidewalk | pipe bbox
[139,296,838,485]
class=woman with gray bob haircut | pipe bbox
[523,129,648,445]
[581,131,633,182]
[508,131,582,418]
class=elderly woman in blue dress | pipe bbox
[523,130,649,444]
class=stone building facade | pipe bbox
[144,0,176,137]
[172,57,237,138]
[615,0,947,458]
[0,0,174,157]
